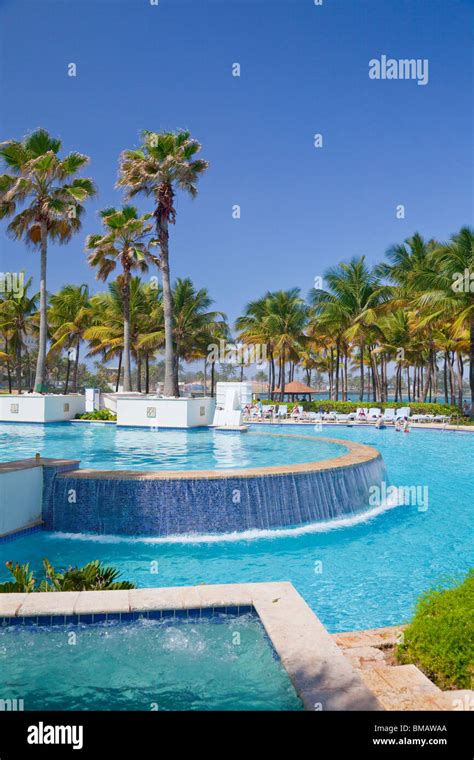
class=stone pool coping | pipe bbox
[0,435,381,480]
[0,581,382,711]
[51,434,379,480]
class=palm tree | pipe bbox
[48,284,91,393]
[138,277,227,392]
[0,129,96,391]
[118,130,209,396]
[0,277,38,392]
[264,289,308,401]
[86,206,159,392]
[412,227,474,415]
[235,295,277,398]
[310,257,391,401]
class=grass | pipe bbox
[396,570,474,689]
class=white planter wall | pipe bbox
[0,467,43,536]
[117,397,216,428]
[0,395,85,423]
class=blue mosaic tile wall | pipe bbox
[43,456,386,537]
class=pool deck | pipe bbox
[0,581,381,712]
[334,626,474,711]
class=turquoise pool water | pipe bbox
[0,614,302,711]
[0,424,472,632]
[0,423,346,470]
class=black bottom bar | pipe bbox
[0,711,471,758]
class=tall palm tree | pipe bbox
[48,284,91,393]
[118,130,209,396]
[86,206,159,392]
[0,129,96,391]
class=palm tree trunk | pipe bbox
[469,321,474,416]
[145,353,150,394]
[456,352,463,409]
[210,360,215,397]
[137,352,142,393]
[115,352,122,393]
[334,340,340,400]
[359,342,364,402]
[448,353,455,406]
[156,205,177,397]
[16,343,22,394]
[279,353,286,402]
[407,365,411,402]
[64,356,71,394]
[443,352,449,404]
[34,220,48,392]
[72,339,80,393]
[122,276,132,392]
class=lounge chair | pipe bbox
[355,407,369,421]
[277,405,288,420]
[396,407,411,419]
[382,408,396,423]
[334,413,350,422]
[367,408,382,421]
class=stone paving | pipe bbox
[333,626,474,711]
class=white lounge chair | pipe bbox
[277,404,288,419]
[396,407,411,419]
[382,408,396,423]
[367,408,381,421]
[355,407,369,421]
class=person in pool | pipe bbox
[402,416,410,433]
[375,415,385,429]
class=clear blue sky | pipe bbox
[0,0,472,327]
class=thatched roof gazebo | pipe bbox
[273,380,318,401]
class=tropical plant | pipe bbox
[118,130,209,396]
[0,558,134,592]
[0,129,96,391]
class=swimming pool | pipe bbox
[0,424,472,632]
[0,612,302,711]
[0,422,347,470]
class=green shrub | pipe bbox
[0,559,134,592]
[396,570,474,689]
[75,408,117,421]
[261,399,460,416]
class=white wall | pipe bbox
[216,382,253,407]
[0,395,85,423]
[117,397,216,428]
[0,466,43,537]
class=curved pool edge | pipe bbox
[39,434,387,537]
[52,434,380,480]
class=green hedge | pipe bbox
[396,570,474,689]
[75,409,117,421]
[261,399,460,416]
